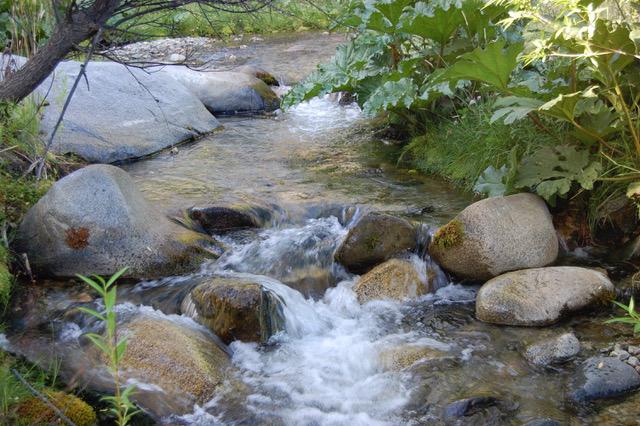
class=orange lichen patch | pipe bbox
[65,227,90,250]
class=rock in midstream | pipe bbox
[186,201,278,234]
[335,212,417,274]
[157,66,280,115]
[353,258,431,303]
[570,356,640,402]
[15,165,219,279]
[429,193,558,281]
[475,267,615,326]
[523,332,581,367]
[182,276,286,344]
[8,56,220,163]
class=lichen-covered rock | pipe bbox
[119,316,236,410]
[335,213,416,274]
[354,258,430,303]
[15,165,218,279]
[158,66,280,115]
[185,276,285,344]
[429,193,558,281]
[570,356,640,402]
[476,267,614,326]
[15,390,96,426]
[524,332,580,367]
[9,57,220,163]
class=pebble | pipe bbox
[628,356,640,367]
[628,345,640,356]
[611,349,630,361]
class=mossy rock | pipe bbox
[431,219,464,250]
[15,390,96,426]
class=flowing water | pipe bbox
[6,33,638,425]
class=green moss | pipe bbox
[15,390,97,426]
[0,245,11,308]
[365,233,381,251]
[432,220,465,250]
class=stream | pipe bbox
[6,33,640,425]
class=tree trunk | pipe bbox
[0,0,118,103]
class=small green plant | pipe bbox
[605,297,640,335]
[77,267,138,426]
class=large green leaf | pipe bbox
[436,40,523,91]
[491,96,544,124]
[400,1,465,46]
[363,77,418,115]
[474,165,508,197]
[514,145,602,203]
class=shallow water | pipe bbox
[7,33,639,425]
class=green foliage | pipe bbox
[283,0,510,118]
[0,0,54,55]
[513,145,602,204]
[77,268,138,426]
[605,297,640,335]
[474,165,509,197]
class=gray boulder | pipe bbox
[15,165,217,279]
[335,213,417,274]
[570,356,640,402]
[429,193,558,281]
[158,66,280,115]
[476,267,614,326]
[12,57,220,163]
[353,258,431,303]
[524,332,580,367]
[183,276,285,344]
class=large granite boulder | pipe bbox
[183,276,285,344]
[429,193,558,281]
[9,56,220,163]
[335,213,417,274]
[476,267,614,326]
[14,165,217,279]
[353,258,431,303]
[158,66,280,115]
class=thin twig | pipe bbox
[35,27,104,180]
[11,369,77,426]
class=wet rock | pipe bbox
[15,165,217,279]
[524,332,580,367]
[522,419,561,426]
[117,316,241,416]
[11,57,220,163]
[186,202,278,234]
[354,258,431,303]
[233,64,280,86]
[185,276,285,344]
[335,212,416,274]
[158,66,280,115]
[443,395,517,425]
[429,193,558,281]
[570,356,640,402]
[379,345,450,371]
[476,267,614,326]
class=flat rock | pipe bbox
[476,267,614,326]
[335,212,416,274]
[15,165,217,279]
[10,56,220,163]
[429,193,558,281]
[524,332,580,367]
[354,258,431,303]
[570,356,640,402]
[158,66,280,115]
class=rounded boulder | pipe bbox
[429,193,558,280]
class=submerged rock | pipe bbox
[570,356,640,402]
[524,332,580,367]
[185,276,285,344]
[12,57,220,163]
[186,202,277,234]
[429,193,558,281]
[379,345,450,371]
[335,212,416,274]
[159,66,280,115]
[443,395,517,424]
[476,267,614,326]
[354,258,430,303]
[15,165,217,279]
[522,419,561,426]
